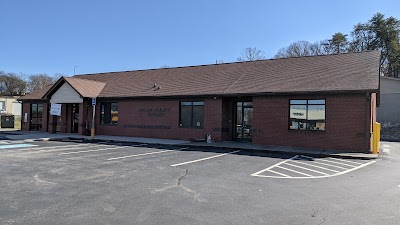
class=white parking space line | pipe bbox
[284,162,329,175]
[267,169,291,177]
[312,158,357,168]
[299,155,349,169]
[302,160,348,170]
[3,144,98,154]
[25,144,111,154]
[59,144,147,155]
[107,150,175,161]
[251,155,298,176]
[106,147,189,161]
[276,165,313,177]
[252,155,376,179]
[19,143,91,151]
[60,146,130,155]
[170,150,240,167]
[290,160,340,173]
[327,157,363,165]
[382,148,391,153]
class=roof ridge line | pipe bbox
[73,50,379,77]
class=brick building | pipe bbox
[19,51,380,152]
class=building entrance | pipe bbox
[234,101,253,141]
[71,103,79,133]
[29,103,43,131]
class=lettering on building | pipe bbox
[138,108,171,117]
[123,124,171,129]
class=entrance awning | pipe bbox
[43,77,106,103]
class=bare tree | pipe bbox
[53,73,66,79]
[0,72,26,95]
[237,47,266,61]
[274,41,323,58]
[27,74,57,92]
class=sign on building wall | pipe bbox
[50,103,62,116]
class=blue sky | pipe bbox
[0,0,399,76]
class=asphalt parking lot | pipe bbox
[0,140,399,225]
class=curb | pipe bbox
[41,137,378,160]
[44,137,180,147]
[176,144,378,160]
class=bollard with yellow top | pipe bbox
[372,122,381,154]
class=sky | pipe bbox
[0,0,399,76]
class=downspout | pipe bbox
[365,92,372,152]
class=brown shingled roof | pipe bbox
[18,85,53,101]
[20,51,381,100]
[63,77,106,98]
[18,77,106,100]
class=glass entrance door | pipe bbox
[235,102,253,140]
[30,103,43,131]
[71,104,79,133]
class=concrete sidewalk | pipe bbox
[0,130,378,159]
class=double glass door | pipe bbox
[235,101,253,140]
[30,103,43,130]
[71,104,79,133]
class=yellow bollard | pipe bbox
[91,128,95,139]
[372,122,381,154]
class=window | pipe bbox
[100,102,118,125]
[179,101,204,128]
[0,101,5,110]
[289,99,325,131]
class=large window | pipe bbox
[289,99,325,131]
[179,101,204,128]
[100,102,118,125]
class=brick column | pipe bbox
[78,102,88,135]
[205,98,223,141]
[60,104,68,133]
[21,102,30,131]
[41,103,49,132]
[48,115,57,134]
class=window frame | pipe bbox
[179,101,204,128]
[100,102,118,126]
[288,99,326,131]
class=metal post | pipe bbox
[91,104,95,139]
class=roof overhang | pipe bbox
[43,76,83,100]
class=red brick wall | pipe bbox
[42,103,49,132]
[21,93,373,152]
[95,98,223,141]
[21,101,48,132]
[252,94,370,152]
[21,102,30,131]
